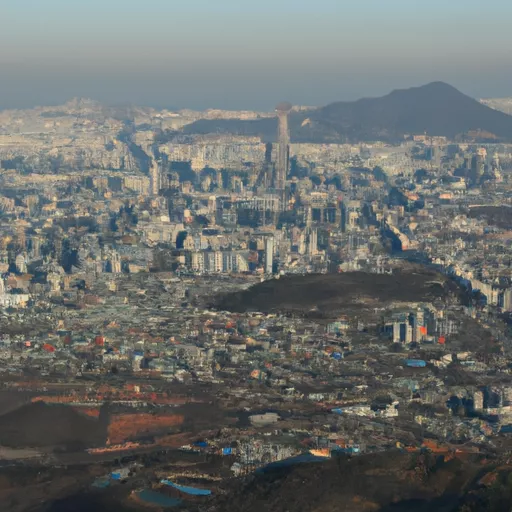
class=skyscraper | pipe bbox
[275,102,292,204]
[471,154,485,186]
[110,251,122,273]
[150,159,161,197]
[265,236,274,275]
[307,228,317,256]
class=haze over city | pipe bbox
[2,0,512,110]
[5,1,512,511]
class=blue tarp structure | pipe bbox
[160,480,212,496]
[193,441,208,448]
[404,359,426,368]
[222,447,232,455]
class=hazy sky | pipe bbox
[1,0,512,110]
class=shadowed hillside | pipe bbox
[468,206,512,230]
[209,451,498,512]
[0,402,108,450]
[213,270,451,318]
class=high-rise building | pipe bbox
[110,251,122,273]
[31,236,41,259]
[150,159,161,197]
[491,154,503,182]
[275,102,292,204]
[15,253,27,274]
[472,390,484,411]
[16,225,26,251]
[265,237,274,274]
[308,228,318,256]
[342,201,362,232]
[188,251,249,274]
[499,288,512,311]
[208,196,217,214]
[471,154,485,186]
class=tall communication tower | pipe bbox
[275,102,292,206]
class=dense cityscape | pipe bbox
[1,85,512,511]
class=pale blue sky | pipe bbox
[1,0,511,109]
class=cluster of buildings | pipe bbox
[1,98,512,485]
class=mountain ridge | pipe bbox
[183,82,512,143]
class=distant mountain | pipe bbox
[184,82,512,143]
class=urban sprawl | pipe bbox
[1,97,512,508]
